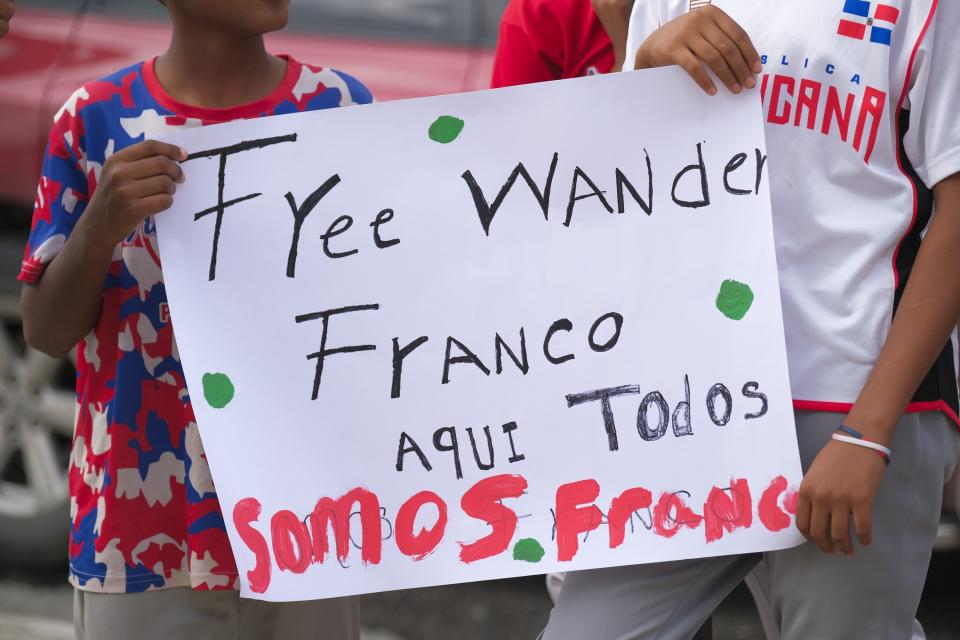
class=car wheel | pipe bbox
[0,293,75,569]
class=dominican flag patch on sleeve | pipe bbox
[837,0,900,46]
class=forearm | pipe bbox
[21,216,116,357]
[847,174,960,442]
[593,0,632,70]
[20,141,183,358]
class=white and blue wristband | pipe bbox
[832,424,891,465]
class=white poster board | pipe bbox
[156,68,804,602]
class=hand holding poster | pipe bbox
[155,68,804,601]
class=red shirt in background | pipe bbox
[492,0,615,87]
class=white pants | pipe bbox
[541,411,960,640]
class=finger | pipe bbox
[795,491,812,538]
[710,7,762,74]
[809,502,834,554]
[131,193,175,219]
[702,25,755,89]
[677,49,718,96]
[127,155,185,183]
[689,36,743,93]
[830,506,854,556]
[852,502,873,547]
[132,175,177,199]
[116,140,187,163]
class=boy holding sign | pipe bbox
[18,0,371,637]
[541,2,960,639]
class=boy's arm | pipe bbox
[592,0,632,72]
[21,140,186,357]
[797,173,960,555]
[630,5,959,556]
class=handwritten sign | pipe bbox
[156,68,804,601]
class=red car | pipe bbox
[0,0,505,567]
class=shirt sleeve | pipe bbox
[903,0,960,189]
[330,69,375,105]
[490,0,563,88]
[19,92,91,285]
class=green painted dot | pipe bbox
[513,538,545,563]
[202,372,235,409]
[716,279,755,321]
[428,115,465,144]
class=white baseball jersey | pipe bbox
[626,0,960,424]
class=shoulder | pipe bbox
[48,61,151,163]
[59,62,147,122]
[289,59,375,108]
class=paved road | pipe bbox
[2,553,958,639]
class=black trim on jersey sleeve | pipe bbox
[894,109,959,415]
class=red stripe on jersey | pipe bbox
[874,4,901,24]
[792,399,960,429]
[837,19,866,39]
[906,401,960,427]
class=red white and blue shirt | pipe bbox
[627,0,960,425]
[19,55,373,593]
